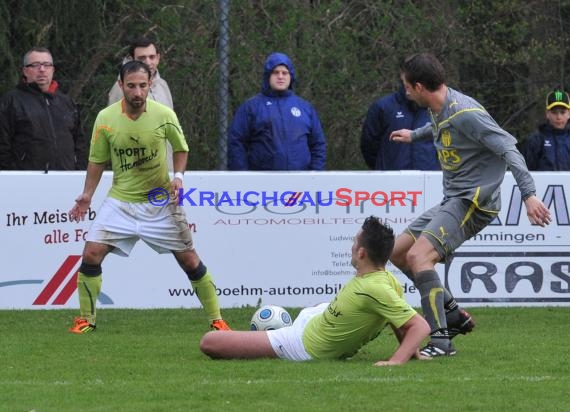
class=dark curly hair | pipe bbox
[359,216,395,266]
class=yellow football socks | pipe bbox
[77,272,102,324]
[190,271,222,322]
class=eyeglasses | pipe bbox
[24,62,54,69]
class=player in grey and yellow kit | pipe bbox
[390,53,551,357]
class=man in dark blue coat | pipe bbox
[361,84,439,170]
[228,52,326,170]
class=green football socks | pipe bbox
[77,272,102,324]
[190,271,222,322]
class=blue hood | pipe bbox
[261,52,296,93]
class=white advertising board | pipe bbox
[0,171,567,309]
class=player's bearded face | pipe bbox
[120,70,151,110]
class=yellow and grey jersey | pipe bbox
[412,87,535,212]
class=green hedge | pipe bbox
[1,0,568,170]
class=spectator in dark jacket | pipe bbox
[522,88,570,171]
[0,47,87,171]
[228,52,326,170]
[361,84,439,170]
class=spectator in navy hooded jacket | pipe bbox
[522,88,570,171]
[228,52,326,170]
[361,84,439,170]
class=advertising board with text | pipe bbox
[0,171,567,309]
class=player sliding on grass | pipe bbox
[68,60,230,334]
[389,53,552,357]
[200,216,431,366]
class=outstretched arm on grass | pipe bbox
[375,314,431,366]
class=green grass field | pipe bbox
[1,307,569,412]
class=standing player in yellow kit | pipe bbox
[69,60,230,333]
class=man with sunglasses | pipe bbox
[0,47,87,171]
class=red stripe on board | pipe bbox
[52,271,79,305]
[32,255,81,305]
[285,191,302,206]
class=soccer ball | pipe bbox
[250,305,293,331]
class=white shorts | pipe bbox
[266,302,329,361]
[86,197,194,256]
